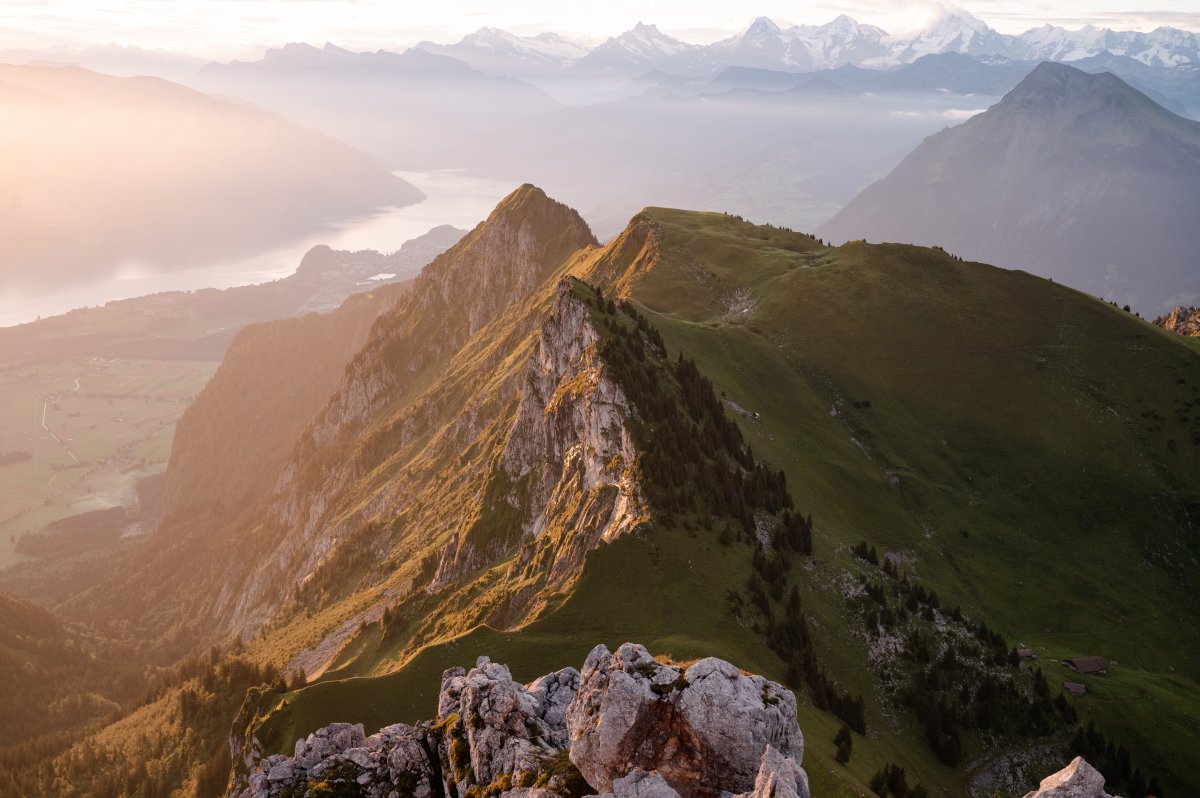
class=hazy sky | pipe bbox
[1,1,1198,60]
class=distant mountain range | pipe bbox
[6,10,1198,84]
[819,62,1200,313]
[412,10,1200,77]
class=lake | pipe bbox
[0,170,516,327]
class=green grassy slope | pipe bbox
[252,523,885,798]
[620,209,1200,793]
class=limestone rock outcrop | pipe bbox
[234,643,809,798]
[566,643,804,798]
[735,746,811,798]
[598,768,682,798]
[1021,757,1117,798]
[1153,305,1200,337]
[498,282,648,582]
[454,656,562,787]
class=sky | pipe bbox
[1,1,1198,60]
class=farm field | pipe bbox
[0,357,216,566]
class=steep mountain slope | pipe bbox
[0,64,421,293]
[2,282,409,638]
[0,591,145,750]
[161,285,412,539]
[820,62,1200,314]
[237,206,1196,797]
[10,191,1198,798]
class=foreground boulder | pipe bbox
[1021,757,1117,798]
[567,643,804,798]
[234,643,808,798]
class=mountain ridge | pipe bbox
[403,12,1200,77]
[4,190,1197,798]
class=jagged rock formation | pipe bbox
[567,643,804,798]
[1021,757,1118,798]
[235,644,809,798]
[1153,305,1200,337]
[499,282,648,582]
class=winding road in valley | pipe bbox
[41,376,81,466]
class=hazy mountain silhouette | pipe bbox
[0,65,421,293]
[820,62,1200,312]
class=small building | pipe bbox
[1063,681,1087,696]
[1064,656,1109,675]
[1017,647,1037,660]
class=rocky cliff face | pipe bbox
[183,186,602,639]
[493,281,647,583]
[233,643,809,798]
[1153,305,1200,337]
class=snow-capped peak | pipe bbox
[424,10,1200,76]
[609,22,693,58]
[744,17,784,36]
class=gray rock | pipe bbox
[462,658,557,785]
[439,666,468,719]
[1021,757,1116,798]
[383,724,438,798]
[567,643,803,798]
[733,746,810,798]
[527,667,581,749]
[265,759,294,782]
[609,768,682,798]
[346,747,374,769]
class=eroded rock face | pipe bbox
[735,746,811,798]
[527,667,582,749]
[499,282,648,578]
[1153,305,1200,337]
[243,721,441,798]
[236,643,807,798]
[1021,757,1116,798]
[602,768,682,798]
[567,643,804,798]
[460,656,558,786]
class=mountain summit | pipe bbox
[819,61,1200,312]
